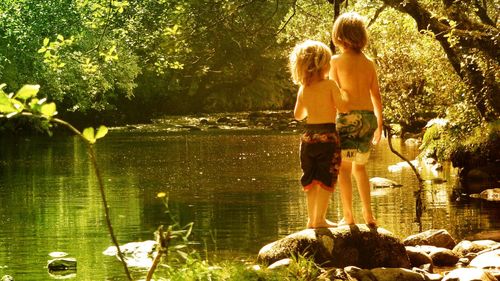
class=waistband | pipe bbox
[303,123,336,133]
[337,110,374,116]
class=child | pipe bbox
[290,40,342,229]
[329,12,383,226]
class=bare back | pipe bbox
[294,79,340,124]
[329,52,379,113]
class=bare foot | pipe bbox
[362,211,377,227]
[338,217,355,226]
[310,219,338,229]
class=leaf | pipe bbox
[43,38,49,46]
[0,93,16,113]
[176,250,188,260]
[15,85,40,100]
[95,125,108,139]
[40,102,57,117]
[83,127,96,144]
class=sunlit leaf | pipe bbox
[95,125,108,139]
[83,127,96,144]
[40,102,57,117]
[15,85,40,100]
[0,93,16,113]
[156,192,166,198]
[43,38,49,46]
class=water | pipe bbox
[0,129,498,280]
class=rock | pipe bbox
[258,225,411,269]
[441,267,497,281]
[344,266,376,281]
[477,188,500,202]
[1,276,14,281]
[318,267,348,280]
[403,229,456,249]
[412,267,441,281]
[267,258,290,270]
[429,248,459,266]
[465,230,500,242]
[369,177,402,188]
[405,246,433,268]
[103,240,157,268]
[453,240,498,257]
[47,258,76,271]
[469,249,500,276]
[370,267,426,281]
[217,117,230,123]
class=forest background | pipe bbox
[0,0,498,164]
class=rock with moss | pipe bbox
[257,225,411,269]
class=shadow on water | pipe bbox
[0,130,498,280]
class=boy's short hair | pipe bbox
[332,12,368,52]
[289,40,332,86]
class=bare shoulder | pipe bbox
[325,80,340,92]
[364,54,377,69]
[330,54,341,65]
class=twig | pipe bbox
[146,225,171,281]
[384,124,423,182]
[17,113,133,280]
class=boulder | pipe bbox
[429,248,459,266]
[453,240,498,257]
[403,229,456,249]
[257,225,411,269]
[442,268,497,281]
[405,246,433,268]
[469,249,500,278]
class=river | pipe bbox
[0,128,498,280]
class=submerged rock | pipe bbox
[47,258,76,271]
[369,177,402,188]
[257,225,411,269]
[403,229,456,249]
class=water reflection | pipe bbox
[0,131,498,280]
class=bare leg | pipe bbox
[306,185,336,228]
[306,187,317,228]
[353,163,377,226]
[338,161,355,225]
[315,186,337,228]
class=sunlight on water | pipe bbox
[0,131,498,280]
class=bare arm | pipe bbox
[294,86,307,121]
[370,62,383,145]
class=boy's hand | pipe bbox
[372,128,382,145]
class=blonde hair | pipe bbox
[332,12,368,52]
[289,40,332,86]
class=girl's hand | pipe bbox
[372,127,382,145]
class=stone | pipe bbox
[465,230,500,242]
[405,246,433,268]
[469,249,500,277]
[369,177,402,188]
[268,258,290,270]
[453,240,498,257]
[344,266,376,281]
[1,276,14,281]
[429,248,459,266]
[441,267,497,281]
[403,229,456,249]
[258,225,411,269]
[370,267,426,281]
[47,258,76,271]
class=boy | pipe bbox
[330,12,383,226]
